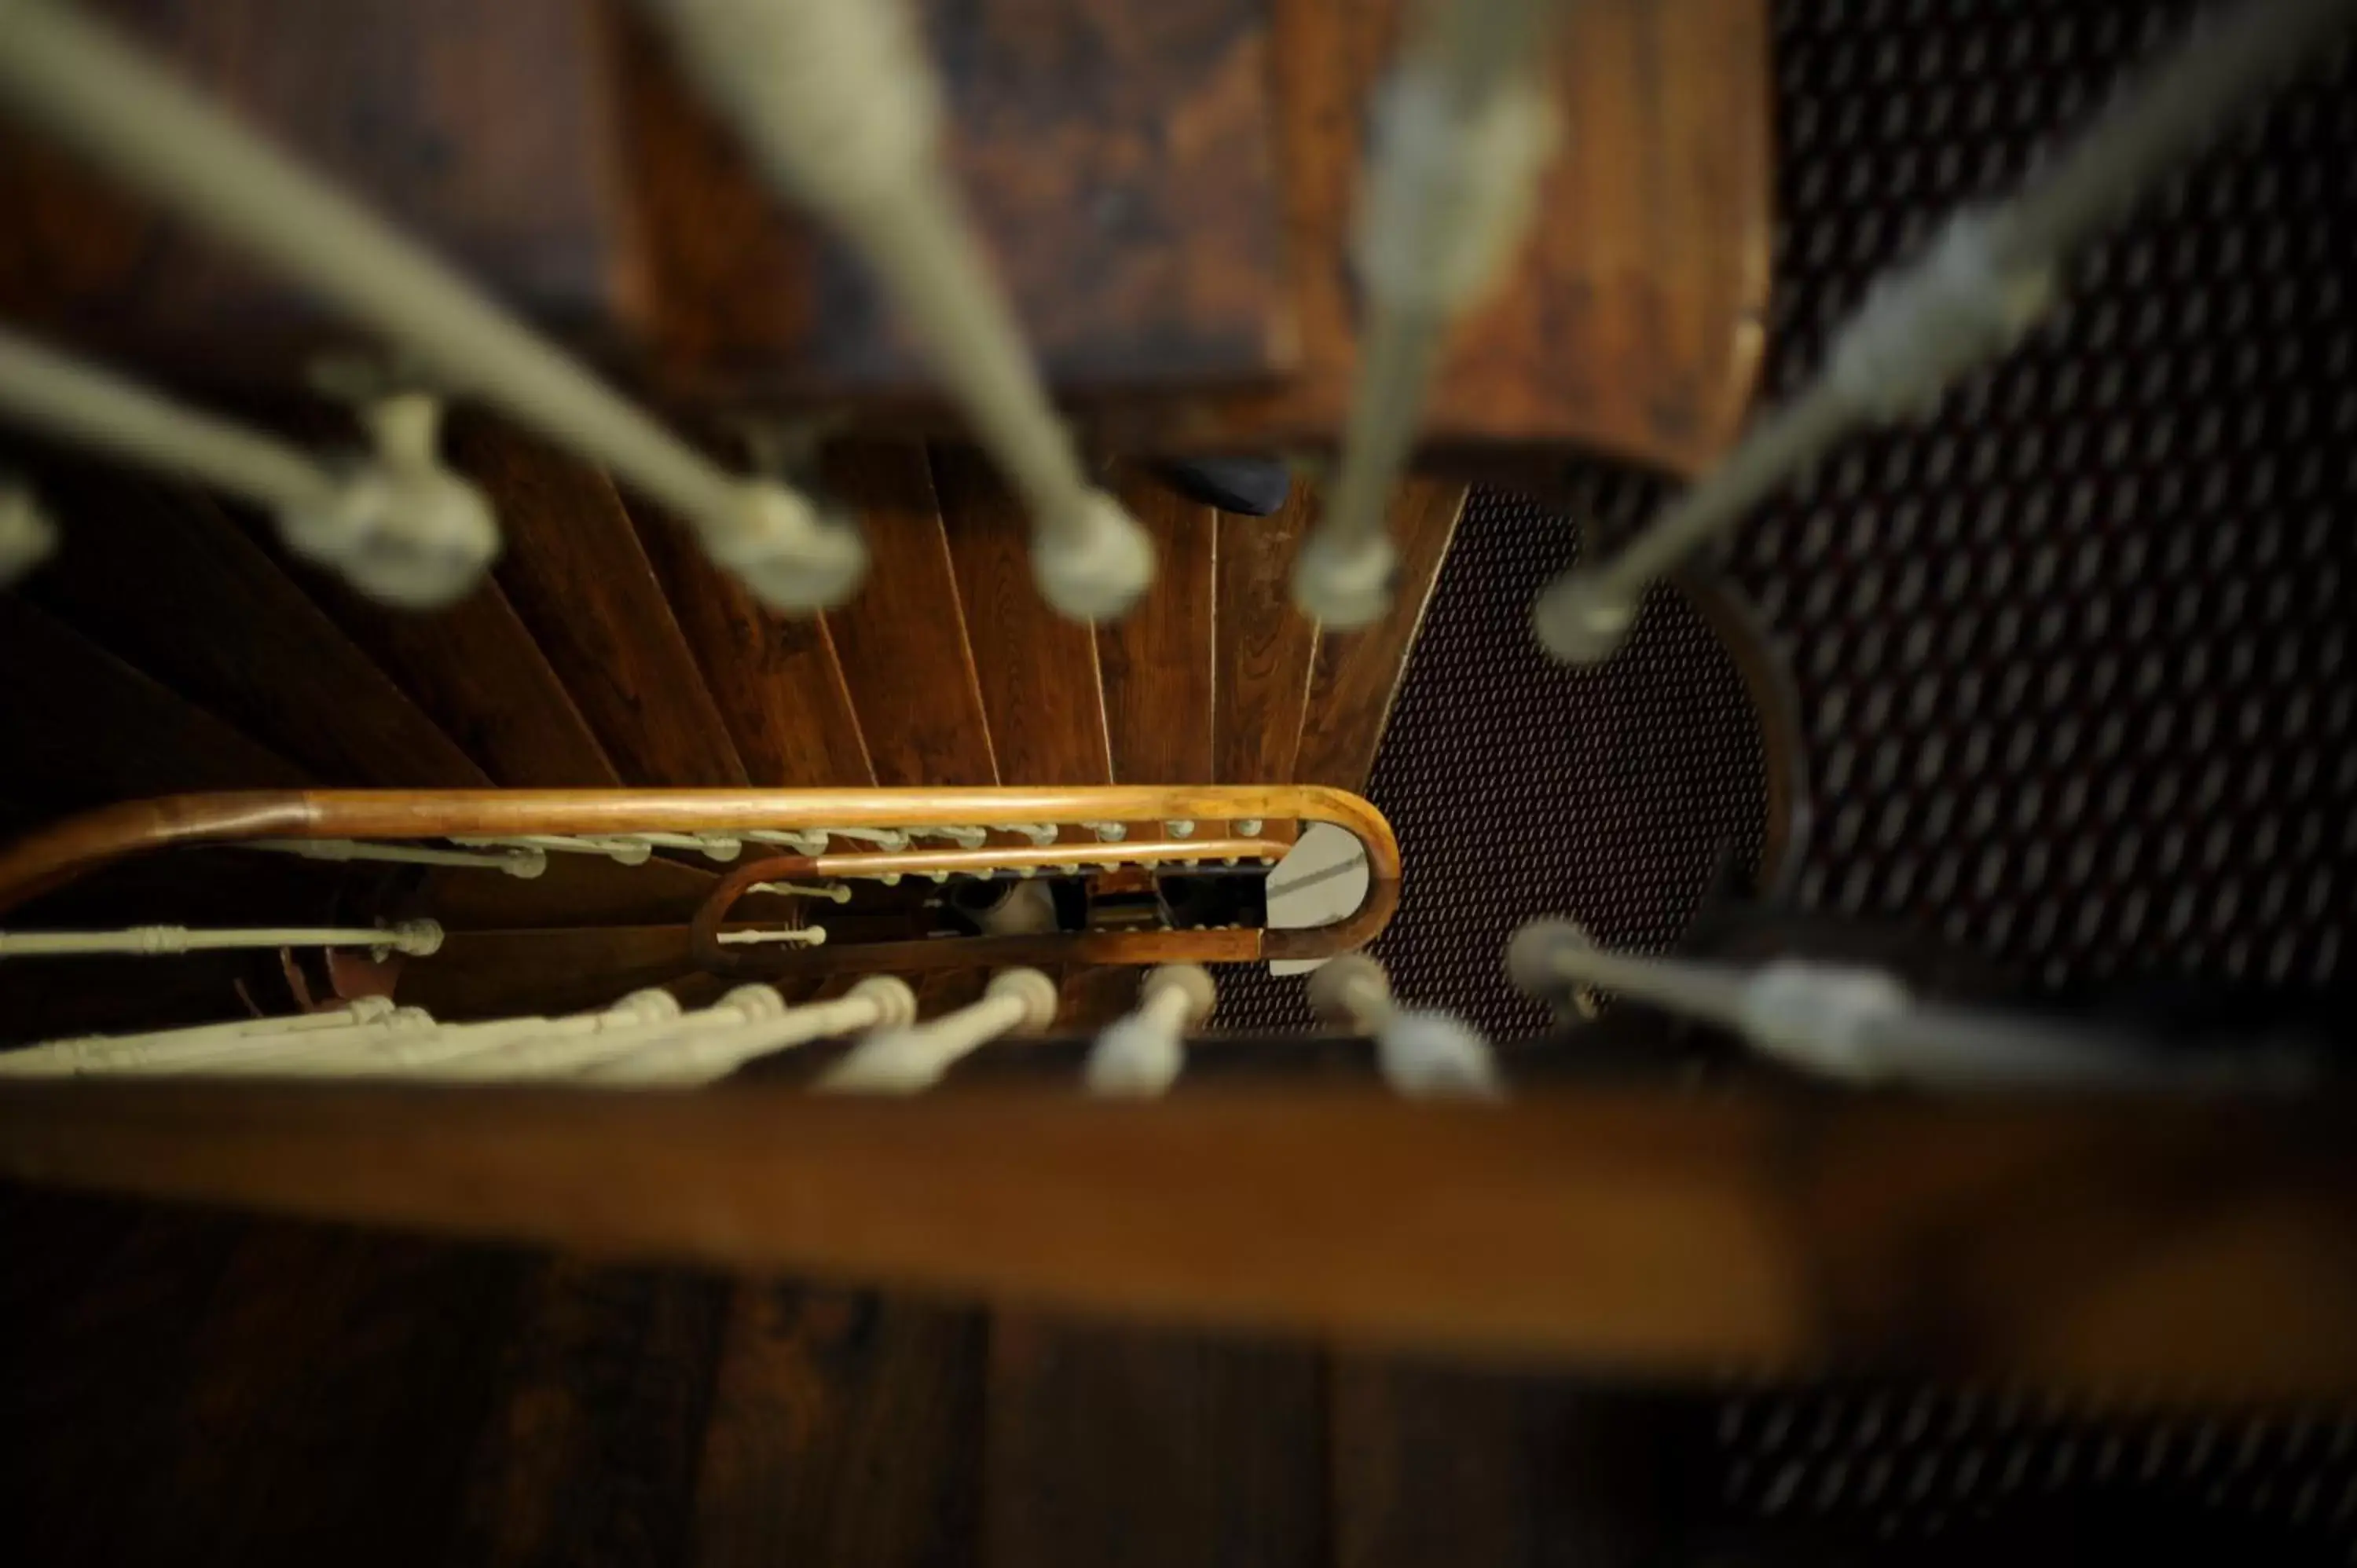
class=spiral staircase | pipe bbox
[0,435,1457,1044]
[8,0,2357,1561]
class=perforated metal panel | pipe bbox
[1732,0,2357,1002]
[1217,482,1772,1039]
[1705,1386,2357,1558]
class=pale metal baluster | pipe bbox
[0,918,444,959]
[1534,0,2357,665]
[0,995,407,1077]
[254,989,680,1077]
[243,837,547,879]
[747,880,852,904]
[1307,953,1500,1099]
[0,328,493,606]
[454,833,654,865]
[1083,963,1215,1098]
[643,0,1152,621]
[1294,0,1563,627]
[584,976,918,1087]
[407,987,786,1082]
[0,478,59,586]
[910,825,988,849]
[1505,918,2314,1090]
[0,0,865,612]
[713,925,828,948]
[818,966,1058,1094]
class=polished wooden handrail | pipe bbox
[0,1076,2350,1397]
[0,788,1402,963]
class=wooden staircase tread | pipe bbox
[452,422,750,789]
[820,442,998,788]
[633,506,874,790]
[18,472,488,788]
[0,595,313,806]
[618,0,1290,401]
[1292,480,1466,793]
[1098,469,1217,787]
[0,0,642,373]
[1211,489,1319,788]
[262,548,623,790]
[932,446,1113,788]
[1178,0,1771,474]
[0,2,1767,467]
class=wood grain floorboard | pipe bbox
[822,443,998,788]
[1292,481,1465,792]
[933,447,1111,787]
[1212,488,1319,786]
[453,422,749,788]
[982,1313,1329,1568]
[636,507,874,789]
[690,1284,987,1568]
[0,595,313,806]
[20,474,486,788]
[1098,468,1216,786]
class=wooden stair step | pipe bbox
[1098,467,1217,788]
[452,421,749,789]
[0,595,312,806]
[1212,486,1319,788]
[933,446,1112,789]
[0,1,1768,467]
[635,506,874,790]
[821,441,997,788]
[262,537,622,789]
[18,470,486,788]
